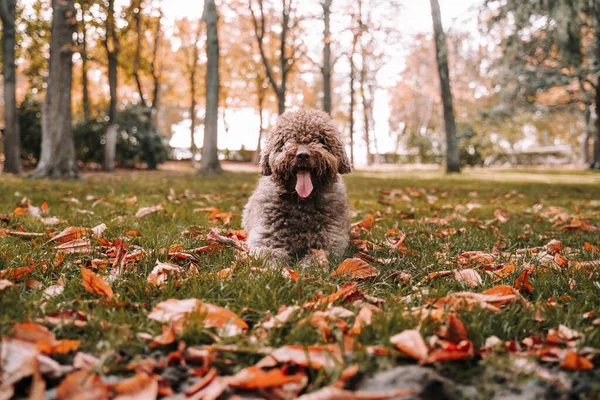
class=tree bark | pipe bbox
[581,104,592,165]
[189,25,202,169]
[80,9,91,120]
[200,0,222,174]
[592,82,600,169]
[430,0,460,173]
[348,35,357,167]
[359,48,372,166]
[0,0,20,174]
[132,0,147,107]
[322,0,332,114]
[150,8,162,119]
[252,83,266,164]
[31,0,79,179]
[250,0,294,115]
[103,0,119,172]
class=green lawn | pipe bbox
[1,168,599,398]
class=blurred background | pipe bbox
[0,0,599,177]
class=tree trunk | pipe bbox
[103,0,119,172]
[150,8,162,126]
[133,0,147,107]
[190,74,198,168]
[0,0,20,174]
[252,86,266,164]
[200,0,222,174]
[430,0,460,173]
[322,0,332,114]
[581,105,592,165]
[348,36,357,167]
[359,52,372,166]
[592,82,600,170]
[31,0,78,179]
[80,16,91,120]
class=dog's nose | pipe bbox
[296,148,310,161]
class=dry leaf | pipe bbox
[256,345,342,370]
[0,280,14,291]
[390,329,428,362]
[49,227,89,245]
[331,258,379,279]
[56,370,109,400]
[81,267,114,300]
[113,372,158,400]
[135,204,164,218]
[296,386,414,400]
[559,352,593,370]
[453,269,483,287]
[226,365,305,389]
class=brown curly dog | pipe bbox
[242,109,352,264]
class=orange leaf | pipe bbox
[447,314,469,343]
[425,340,473,363]
[514,270,533,293]
[135,204,164,218]
[283,267,299,282]
[560,352,593,370]
[113,372,158,399]
[81,267,114,300]
[452,269,483,287]
[296,386,415,400]
[390,329,428,362]
[37,339,81,355]
[124,230,141,237]
[351,214,374,229]
[49,226,89,245]
[148,298,248,337]
[57,370,109,400]
[256,345,342,370]
[227,366,305,389]
[331,258,378,279]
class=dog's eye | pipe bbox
[319,138,327,146]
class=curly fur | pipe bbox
[242,109,352,262]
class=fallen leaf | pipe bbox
[148,298,248,337]
[113,372,158,400]
[560,217,597,232]
[331,258,379,279]
[296,386,415,400]
[56,370,109,400]
[514,269,533,293]
[49,227,89,245]
[135,204,164,218]
[283,267,299,282]
[390,329,428,362]
[453,269,483,287]
[147,260,181,288]
[0,280,14,291]
[425,340,473,363]
[81,267,114,300]
[256,345,342,369]
[227,365,306,389]
[559,352,593,370]
[0,337,39,387]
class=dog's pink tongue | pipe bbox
[295,172,313,199]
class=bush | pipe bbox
[19,101,170,169]
[458,123,490,167]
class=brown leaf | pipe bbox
[283,267,299,282]
[0,280,14,291]
[147,261,181,288]
[135,204,164,218]
[514,269,533,293]
[0,337,39,387]
[560,217,597,232]
[331,258,378,279]
[112,372,159,400]
[452,269,483,287]
[390,329,428,362]
[56,239,94,255]
[227,365,306,389]
[148,298,248,337]
[424,340,473,364]
[81,267,114,300]
[256,345,342,370]
[296,386,415,400]
[559,352,593,370]
[351,214,375,230]
[56,370,109,400]
[49,227,90,245]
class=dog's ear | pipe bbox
[260,145,272,176]
[331,136,352,174]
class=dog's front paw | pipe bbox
[298,249,329,269]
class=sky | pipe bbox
[164,0,482,165]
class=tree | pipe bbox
[78,0,92,120]
[200,0,222,174]
[189,24,202,168]
[430,0,460,172]
[249,0,303,115]
[321,0,332,114]
[31,0,79,179]
[0,0,20,173]
[485,0,600,169]
[102,0,119,171]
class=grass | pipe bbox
[1,167,599,397]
